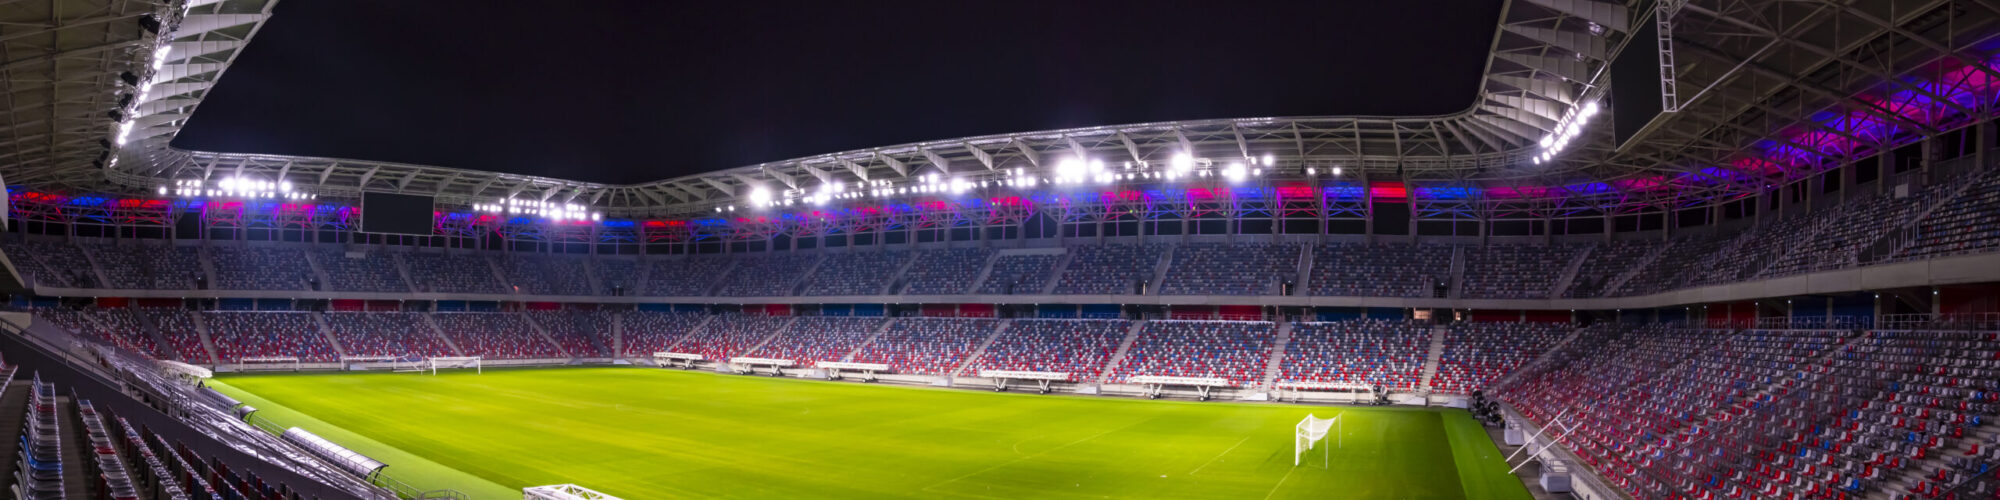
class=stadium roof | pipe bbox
[10,0,2000,219]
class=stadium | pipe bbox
[1,0,1999,499]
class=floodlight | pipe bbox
[748,186,772,206]
[1262,153,1274,166]
[1170,152,1194,172]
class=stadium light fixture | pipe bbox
[1535,100,1597,164]
[748,186,772,207]
[1262,153,1274,166]
[1222,162,1246,182]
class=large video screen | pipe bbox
[1609,13,1664,149]
[360,192,436,236]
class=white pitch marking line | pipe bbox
[1188,434,1253,476]
[1262,466,1298,500]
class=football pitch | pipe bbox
[210,368,1532,500]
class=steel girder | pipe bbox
[9,0,2000,230]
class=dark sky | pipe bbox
[174,0,1505,185]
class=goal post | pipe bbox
[238,356,302,372]
[426,356,482,375]
[1294,413,1342,467]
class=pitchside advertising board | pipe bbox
[359,192,435,236]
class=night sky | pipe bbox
[174,0,1505,185]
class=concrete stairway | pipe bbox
[1418,324,1448,391]
[841,318,899,362]
[194,245,220,289]
[186,312,221,365]
[1446,246,1466,299]
[1547,245,1594,298]
[1601,242,1670,296]
[950,319,1013,377]
[129,311,175,359]
[1148,245,1176,294]
[419,313,467,356]
[737,316,801,358]
[1258,320,1294,389]
[1040,251,1074,294]
[300,250,334,291]
[884,253,921,295]
[308,311,349,359]
[1094,320,1148,384]
[661,314,722,353]
[963,252,1004,295]
[388,252,422,294]
[518,312,568,357]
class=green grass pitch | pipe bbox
[209,368,1532,500]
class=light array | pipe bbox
[114,45,175,147]
[725,152,1300,211]
[1533,101,1599,164]
[161,177,315,200]
[473,199,603,221]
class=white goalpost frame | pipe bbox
[238,356,302,372]
[1294,412,1342,468]
[426,356,483,375]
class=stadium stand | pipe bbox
[322,312,456,358]
[527,310,612,357]
[1614,236,1731,296]
[1160,243,1301,295]
[1278,320,1430,390]
[1430,322,1566,393]
[1498,326,1937,499]
[498,255,596,296]
[971,319,1130,381]
[748,317,885,365]
[142,308,209,363]
[1563,241,1656,298]
[714,255,819,297]
[1460,245,1586,299]
[401,252,507,294]
[90,244,204,290]
[1,240,97,288]
[201,312,339,363]
[800,251,907,296]
[312,248,410,293]
[619,311,706,356]
[978,253,1061,294]
[1104,321,1275,385]
[1891,167,2000,262]
[1688,214,1829,287]
[34,307,161,357]
[209,246,311,290]
[595,259,640,295]
[1053,245,1164,295]
[850,318,998,375]
[1306,243,1451,298]
[900,248,994,294]
[641,258,727,296]
[1762,180,1955,277]
[677,314,792,361]
[431,313,561,359]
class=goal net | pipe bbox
[238,356,301,372]
[1294,413,1342,467]
[427,356,482,375]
